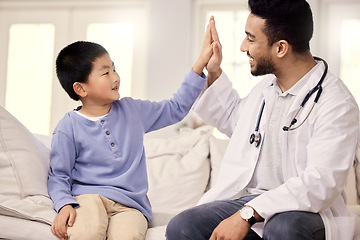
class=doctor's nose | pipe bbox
[240,37,248,52]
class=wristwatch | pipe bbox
[239,206,256,226]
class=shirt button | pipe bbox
[111,143,115,147]
[106,131,110,135]
[100,120,105,124]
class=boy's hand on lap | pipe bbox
[51,205,76,240]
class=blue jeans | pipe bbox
[166,195,325,240]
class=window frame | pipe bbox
[0,0,149,134]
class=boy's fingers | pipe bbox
[68,210,76,227]
[204,24,211,44]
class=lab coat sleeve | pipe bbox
[193,71,243,137]
[247,75,359,222]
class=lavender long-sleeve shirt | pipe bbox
[47,70,206,220]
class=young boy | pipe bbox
[47,18,221,240]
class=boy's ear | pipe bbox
[73,82,87,98]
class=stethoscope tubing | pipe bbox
[249,56,328,147]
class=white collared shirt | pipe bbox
[246,63,320,195]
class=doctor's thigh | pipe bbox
[263,211,325,240]
[67,194,148,240]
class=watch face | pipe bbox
[240,206,254,219]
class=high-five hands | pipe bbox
[193,16,223,85]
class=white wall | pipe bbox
[147,0,193,101]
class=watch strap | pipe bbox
[247,216,256,226]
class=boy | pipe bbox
[48,21,221,240]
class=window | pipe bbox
[5,24,55,135]
[340,19,360,104]
[325,2,360,106]
[87,23,134,98]
[0,2,148,135]
[202,9,261,98]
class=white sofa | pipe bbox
[1,105,360,240]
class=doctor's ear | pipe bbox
[73,82,88,98]
[274,40,289,58]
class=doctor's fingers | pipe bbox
[209,16,220,43]
[213,41,222,57]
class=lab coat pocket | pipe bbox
[284,122,310,173]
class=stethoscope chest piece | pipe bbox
[249,132,261,147]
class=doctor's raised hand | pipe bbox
[193,16,222,83]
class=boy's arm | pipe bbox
[47,128,79,212]
[131,17,223,133]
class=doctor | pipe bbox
[166,0,359,239]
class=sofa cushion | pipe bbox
[145,126,211,217]
[0,106,56,225]
[208,135,229,189]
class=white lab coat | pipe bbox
[193,61,359,240]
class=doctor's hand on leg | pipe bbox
[209,209,264,240]
[209,211,250,240]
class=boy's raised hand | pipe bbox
[51,205,76,240]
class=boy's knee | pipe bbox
[108,230,145,240]
[68,226,106,240]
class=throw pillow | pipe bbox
[0,106,56,225]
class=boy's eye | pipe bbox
[102,72,109,76]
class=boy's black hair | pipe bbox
[56,41,108,101]
[248,0,314,53]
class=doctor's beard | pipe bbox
[251,54,276,76]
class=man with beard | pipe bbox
[166,0,359,239]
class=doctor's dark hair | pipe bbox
[56,41,108,101]
[248,0,314,53]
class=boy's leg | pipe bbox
[67,194,108,240]
[166,195,262,240]
[105,200,148,240]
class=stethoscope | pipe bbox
[249,57,328,147]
